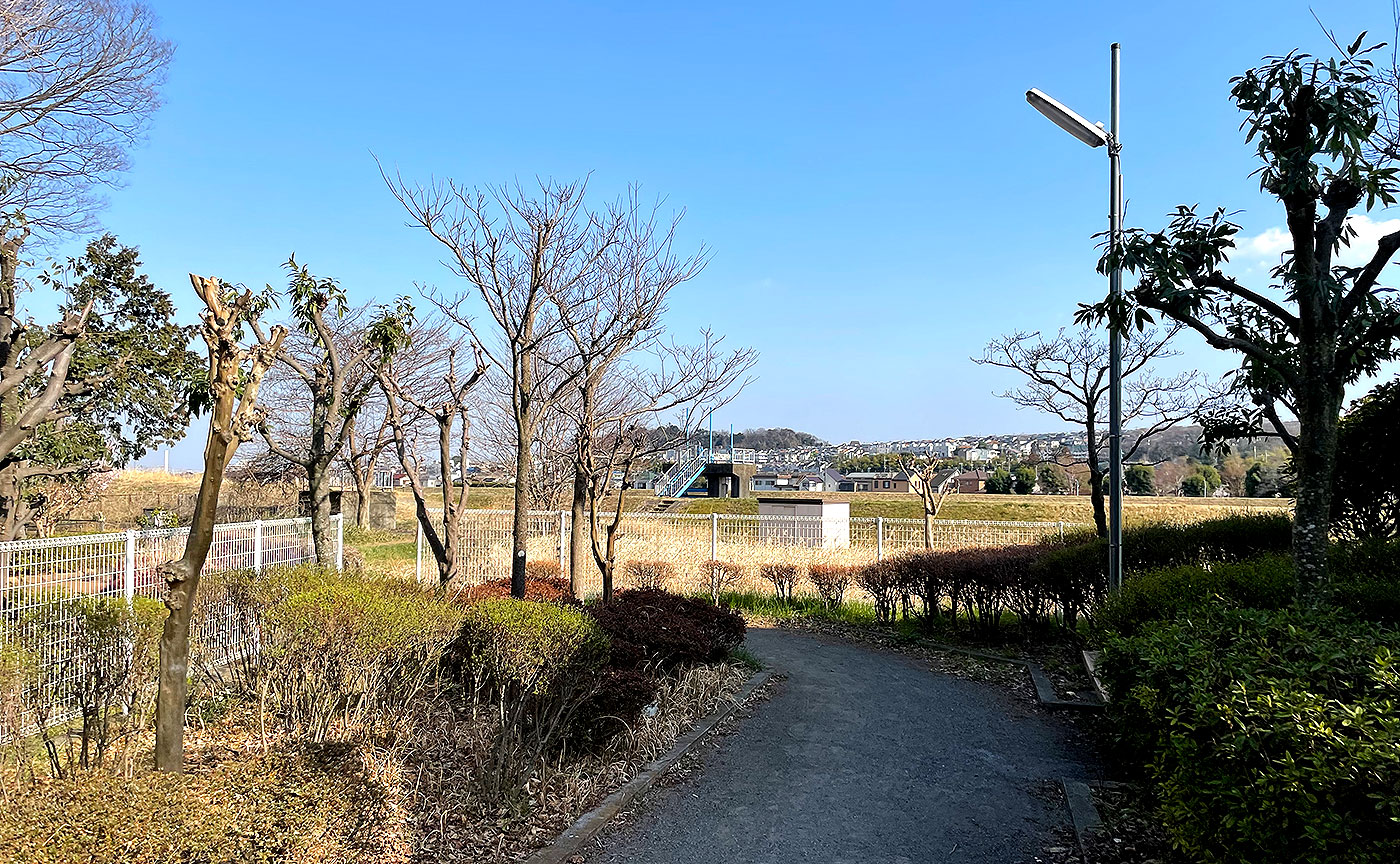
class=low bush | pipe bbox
[855,559,902,622]
[451,598,609,799]
[457,575,575,604]
[702,559,745,604]
[623,560,675,591]
[572,666,660,742]
[1094,553,1297,639]
[1101,607,1400,864]
[759,562,799,602]
[808,563,854,610]
[0,746,391,863]
[588,589,745,670]
[1330,538,1400,624]
[262,580,463,741]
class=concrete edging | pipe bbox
[525,668,773,864]
[1060,778,1103,859]
[908,637,1105,711]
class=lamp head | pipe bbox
[1026,88,1108,148]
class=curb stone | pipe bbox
[524,669,773,864]
[1060,778,1103,861]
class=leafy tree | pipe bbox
[0,235,198,539]
[986,467,1014,494]
[1125,464,1156,496]
[1331,377,1400,539]
[1037,462,1068,494]
[1012,465,1037,494]
[1181,475,1208,497]
[1079,37,1400,592]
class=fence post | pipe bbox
[335,513,344,572]
[123,529,137,603]
[876,517,884,562]
[558,510,567,570]
[415,517,424,584]
[1058,521,1064,541]
[710,512,718,562]
[253,519,264,573]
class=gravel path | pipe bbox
[585,627,1100,864]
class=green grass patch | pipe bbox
[359,540,415,567]
[720,590,878,626]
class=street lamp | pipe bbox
[1026,42,1124,592]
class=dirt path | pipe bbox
[584,627,1100,864]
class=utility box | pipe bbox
[757,497,850,548]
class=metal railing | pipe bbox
[0,515,340,733]
[416,509,1082,597]
[656,445,710,497]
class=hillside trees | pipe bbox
[1079,38,1400,591]
[978,327,1222,536]
[0,234,197,539]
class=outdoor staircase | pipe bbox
[656,446,709,497]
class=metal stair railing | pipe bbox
[657,446,709,497]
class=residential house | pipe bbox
[954,469,991,494]
[840,471,911,493]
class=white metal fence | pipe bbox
[417,509,1082,597]
[0,515,340,731]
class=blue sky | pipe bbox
[56,0,1394,469]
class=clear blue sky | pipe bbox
[67,0,1392,469]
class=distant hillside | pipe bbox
[683,427,825,450]
[1129,423,1297,464]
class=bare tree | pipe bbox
[897,456,958,547]
[378,336,486,586]
[252,258,407,564]
[341,411,391,526]
[383,171,629,597]
[557,197,710,593]
[976,327,1223,536]
[579,338,757,599]
[155,275,284,773]
[0,0,173,235]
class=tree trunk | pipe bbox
[510,419,531,597]
[1085,417,1107,537]
[569,466,588,597]
[307,460,334,565]
[1292,383,1343,598]
[352,464,371,527]
[923,507,934,548]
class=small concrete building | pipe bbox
[757,497,850,548]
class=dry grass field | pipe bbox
[676,489,1291,524]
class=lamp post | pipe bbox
[1026,42,1124,591]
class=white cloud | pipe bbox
[1230,214,1400,270]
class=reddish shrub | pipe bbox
[572,667,660,741]
[808,563,854,609]
[525,560,563,581]
[623,560,675,591]
[588,588,745,669]
[759,562,800,602]
[856,559,902,622]
[703,559,745,603]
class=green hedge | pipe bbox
[1094,553,1297,638]
[1101,607,1400,864]
[455,598,608,694]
